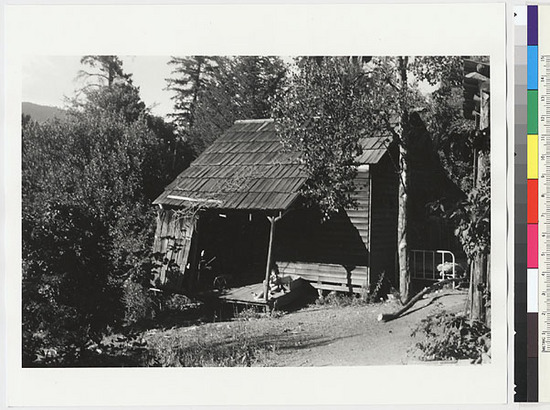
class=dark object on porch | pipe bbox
[272,278,318,311]
[152,118,463,299]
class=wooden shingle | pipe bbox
[153,119,390,211]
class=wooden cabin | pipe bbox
[152,118,463,303]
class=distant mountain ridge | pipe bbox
[22,102,67,123]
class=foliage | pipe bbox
[122,280,157,326]
[411,311,491,362]
[449,176,491,259]
[274,55,488,304]
[22,56,187,366]
[166,56,222,130]
[166,55,286,155]
[163,293,195,312]
[422,57,477,193]
[77,82,146,123]
[273,57,374,218]
[410,56,464,88]
[423,57,491,260]
[22,112,155,364]
[273,56,454,220]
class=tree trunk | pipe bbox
[469,148,489,322]
[397,56,411,303]
[378,277,463,322]
[189,59,203,129]
[398,137,410,302]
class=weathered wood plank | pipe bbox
[152,209,197,290]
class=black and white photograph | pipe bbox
[21,55,491,368]
[5,3,508,406]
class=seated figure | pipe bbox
[255,263,287,300]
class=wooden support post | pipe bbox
[263,211,284,303]
[264,215,276,303]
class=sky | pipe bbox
[22,55,437,120]
[22,55,175,118]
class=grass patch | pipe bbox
[315,291,369,307]
[144,321,278,367]
[233,306,285,321]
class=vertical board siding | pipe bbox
[152,209,197,290]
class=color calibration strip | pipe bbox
[514,5,529,402]
[527,4,539,403]
[516,5,550,403]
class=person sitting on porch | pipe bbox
[254,263,287,300]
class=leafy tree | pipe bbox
[273,57,370,218]
[275,56,446,302]
[79,82,146,123]
[22,56,187,366]
[275,55,491,308]
[22,110,155,364]
[74,56,191,197]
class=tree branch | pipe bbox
[377,277,464,322]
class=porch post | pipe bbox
[264,215,276,302]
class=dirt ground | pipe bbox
[144,288,469,366]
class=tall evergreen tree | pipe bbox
[166,56,286,154]
[78,55,132,88]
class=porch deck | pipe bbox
[218,283,271,307]
[217,277,318,311]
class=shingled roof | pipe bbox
[153,119,390,211]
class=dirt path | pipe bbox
[143,289,469,367]
[265,290,468,366]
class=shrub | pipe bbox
[411,311,491,362]
[122,280,156,325]
[163,293,195,312]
